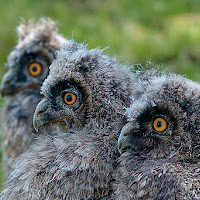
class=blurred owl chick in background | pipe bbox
[1,41,135,199]
[1,18,67,176]
[114,69,200,199]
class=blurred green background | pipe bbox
[1,0,200,189]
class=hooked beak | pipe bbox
[33,98,53,132]
[1,68,17,97]
[118,121,137,154]
[1,68,39,97]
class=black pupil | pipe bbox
[32,66,38,72]
[157,121,162,127]
[66,94,72,102]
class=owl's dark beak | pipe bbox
[1,68,17,97]
[1,68,39,97]
[33,98,52,132]
[118,121,137,154]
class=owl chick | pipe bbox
[0,41,135,199]
[114,69,200,199]
[1,18,67,176]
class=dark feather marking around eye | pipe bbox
[49,79,84,111]
[18,53,40,70]
[16,70,27,82]
[49,80,72,98]
[16,47,53,73]
[49,79,87,98]
[137,105,169,128]
[135,103,182,140]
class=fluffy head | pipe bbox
[17,18,66,50]
[2,18,67,96]
[33,41,133,134]
[115,69,200,199]
[1,18,67,175]
[119,70,200,161]
[1,42,135,199]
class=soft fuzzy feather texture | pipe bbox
[1,18,67,176]
[113,69,200,199]
[1,41,135,199]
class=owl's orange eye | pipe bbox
[29,62,42,76]
[64,92,77,105]
[153,117,167,132]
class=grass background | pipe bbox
[1,0,200,189]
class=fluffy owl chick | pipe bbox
[114,69,200,199]
[1,18,67,175]
[1,41,135,199]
